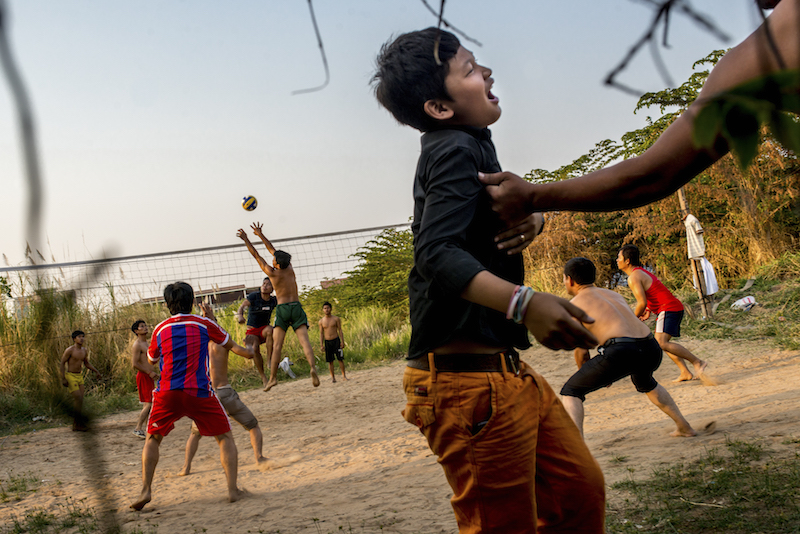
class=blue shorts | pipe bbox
[656,310,684,337]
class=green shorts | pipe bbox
[274,302,309,331]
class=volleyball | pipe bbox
[242,196,258,211]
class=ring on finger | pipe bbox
[519,234,525,242]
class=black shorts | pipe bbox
[324,338,343,363]
[560,335,662,402]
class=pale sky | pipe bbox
[0,1,763,266]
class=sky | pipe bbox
[0,1,766,267]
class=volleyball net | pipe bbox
[0,223,411,312]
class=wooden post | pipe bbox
[677,188,710,319]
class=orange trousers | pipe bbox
[402,358,605,533]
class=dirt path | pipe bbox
[2,337,799,533]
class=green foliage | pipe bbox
[607,438,800,533]
[694,70,800,168]
[523,51,800,292]
[1,496,99,534]
[0,277,171,434]
[302,227,413,318]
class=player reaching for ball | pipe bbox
[237,223,321,391]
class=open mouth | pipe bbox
[488,90,499,103]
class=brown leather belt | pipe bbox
[406,351,520,373]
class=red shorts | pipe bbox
[245,324,272,343]
[147,389,231,437]
[136,371,155,403]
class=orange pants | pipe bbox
[402,358,605,533]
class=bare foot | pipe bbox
[331,377,337,383]
[130,491,152,511]
[263,379,278,392]
[311,369,320,387]
[256,456,268,464]
[672,373,694,383]
[693,360,708,378]
[341,376,348,381]
[670,428,698,437]
[229,487,246,503]
[178,466,191,476]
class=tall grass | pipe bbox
[1,281,411,434]
[0,280,170,433]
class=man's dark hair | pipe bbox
[274,250,291,270]
[619,244,642,267]
[323,301,332,309]
[564,257,596,285]
[131,319,145,333]
[71,330,85,340]
[372,27,461,132]
[164,281,194,315]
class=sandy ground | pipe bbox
[2,337,800,533]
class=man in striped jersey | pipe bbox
[131,281,254,511]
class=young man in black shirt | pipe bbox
[373,28,603,533]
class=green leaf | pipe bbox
[723,103,761,169]
[770,111,800,155]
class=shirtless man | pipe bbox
[237,222,320,391]
[319,301,347,382]
[179,302,267,475]
[617,244,707,382]
[131,320,157,439]
[560,257,697,438]
[59,330,101,431]
[236,277,277,388]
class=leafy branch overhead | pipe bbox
[693,69,800,169]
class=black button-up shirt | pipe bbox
[407,126,531,359]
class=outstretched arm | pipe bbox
[480,0,800,219]
[251,222,277,255]
[222,338,255,360]
[237,228,274,275]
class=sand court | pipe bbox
[2,336,799,533]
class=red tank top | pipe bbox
[635,267,684,314]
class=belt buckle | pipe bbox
[505,353,519,375]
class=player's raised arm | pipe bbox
[238,228,274,275]
[250,222,277,255]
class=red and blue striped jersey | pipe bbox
[148,314,230,397]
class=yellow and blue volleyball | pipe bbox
[242,195,258,211]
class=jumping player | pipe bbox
[237,223,320,391]
[319,301,347,382]
[130,320,157,439]
[236,277,277,389]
